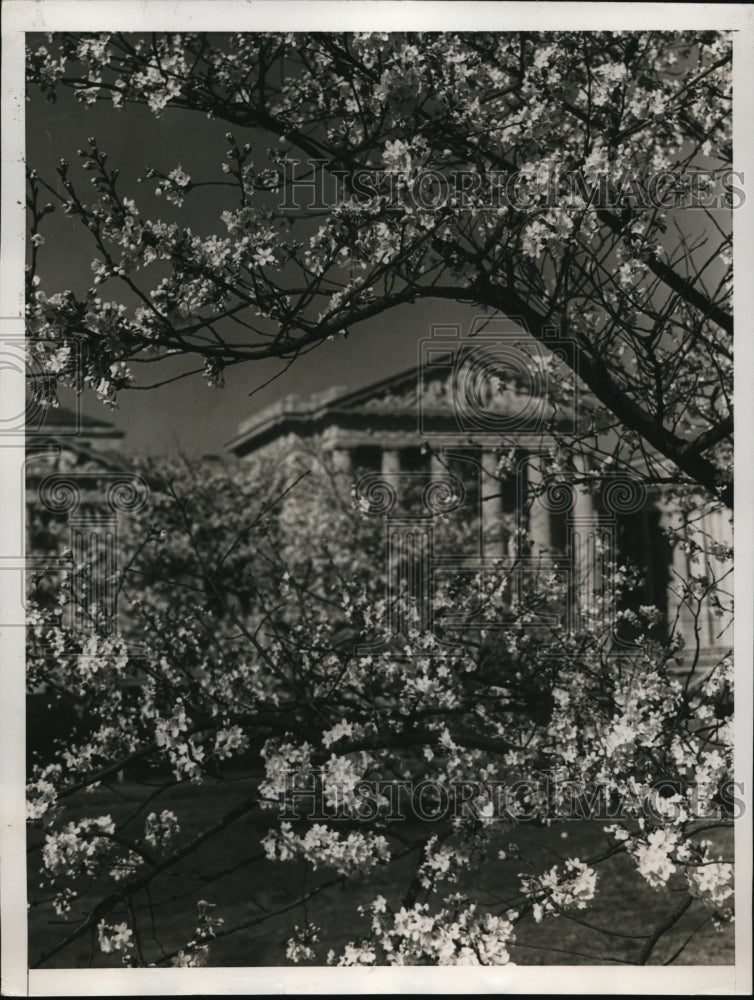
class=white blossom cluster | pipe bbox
[262,821,391,876]
[521,858,599,922]
[331,895,516,965]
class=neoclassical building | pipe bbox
[226,346,732,671]
[24,404,149,642]
[23,351,731,672]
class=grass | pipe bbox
[28,775,735,969]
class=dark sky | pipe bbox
[27,71,480,459]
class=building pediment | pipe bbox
[225,358,591,458]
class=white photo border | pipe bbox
[2,3,752,995]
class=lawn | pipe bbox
[27,775,735,969]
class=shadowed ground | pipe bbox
[27,776,734,968]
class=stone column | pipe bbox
[331,448,352,474]
[658,503,697,650]
[481,450,504,558]
[570,458,601,630]
[695,511,715,647]
[687,506,733,649]
[430,451,446,480]
[526,452,553,558]
[705,505,733,647]
[381,449,401,475]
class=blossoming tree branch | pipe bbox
[26,447,734,967]
[27,31,732,505]
[24,32,734,969]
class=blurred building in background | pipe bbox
[227,362,732,673]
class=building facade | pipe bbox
[227,363,732,671]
